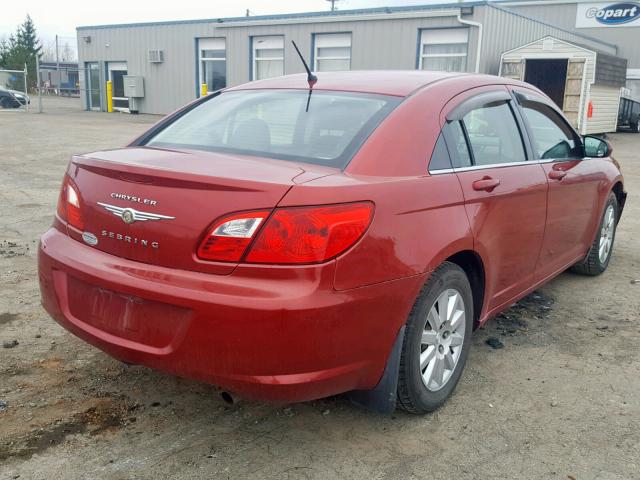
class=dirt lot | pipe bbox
[0,96,639,480]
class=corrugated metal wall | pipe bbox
[76,3,622,115]
[77,12,473,114]
[79,22,215,114]
[216,15,474,85]
[478,4,616,76]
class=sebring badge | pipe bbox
[97,202,175,224]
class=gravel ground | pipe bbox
[0,97,639,480]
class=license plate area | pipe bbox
[67,276,191,348]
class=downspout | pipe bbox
[457,12,483,74]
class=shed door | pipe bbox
[524,59,568,109]
[562,59,585,128]
[500,59,524,81]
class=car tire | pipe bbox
[397,261,473,414]
[572,192,618,276]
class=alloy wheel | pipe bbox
[419,288,466,391]
[599,204,615,264]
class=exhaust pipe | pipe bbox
[220,391,234,405]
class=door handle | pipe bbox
[472,177,501,192]
[548,170,567,180]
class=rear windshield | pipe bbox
[144,90,401,168]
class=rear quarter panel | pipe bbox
[281,79,481,291]
[279,174,472,291]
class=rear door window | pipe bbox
[461,101,527,166]
[428,133,453,171]
[446,121,473,168]
[434,121,473,170]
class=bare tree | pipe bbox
[61,42,76,62]
[41,39,57,61]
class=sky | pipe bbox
[1,0,465,41]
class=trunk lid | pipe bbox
[68,146,335,274]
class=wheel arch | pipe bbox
[350,249,486,412]
[444,250,485,329]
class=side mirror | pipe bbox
[583,135,612,158]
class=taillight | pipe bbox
[196,202,374,264]
[197,210,271,262]
[56,175,84,230]
[247,202,374,264]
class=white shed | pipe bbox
[499,36,628,135]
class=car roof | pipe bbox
[227,70,472,97]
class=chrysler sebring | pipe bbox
[39,71,626,413]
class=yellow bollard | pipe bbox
[201,83,208,97]
[106,80,113,112]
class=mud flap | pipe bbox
[348,325,405,414]
[618,191,627,220]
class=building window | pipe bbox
[314,33,351,72]
[200,38,226,94]
[252,35,284,80]
[419,28,468,73]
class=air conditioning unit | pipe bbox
[148,49,164,63]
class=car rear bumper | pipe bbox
[38,228,425,402]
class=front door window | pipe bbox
[519,100,581,159]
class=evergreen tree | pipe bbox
[17,15,42,59]
[0,16,42,91]
[0,38,7,67]
[0,35,17,68]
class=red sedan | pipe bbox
[39,71,626,414]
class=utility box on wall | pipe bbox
[123,76,144,114]
[123,76,144,98]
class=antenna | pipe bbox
[291,40,317,88]
[291,40,317,112]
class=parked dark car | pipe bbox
[9,89,30,105]
[0,88,22,108]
